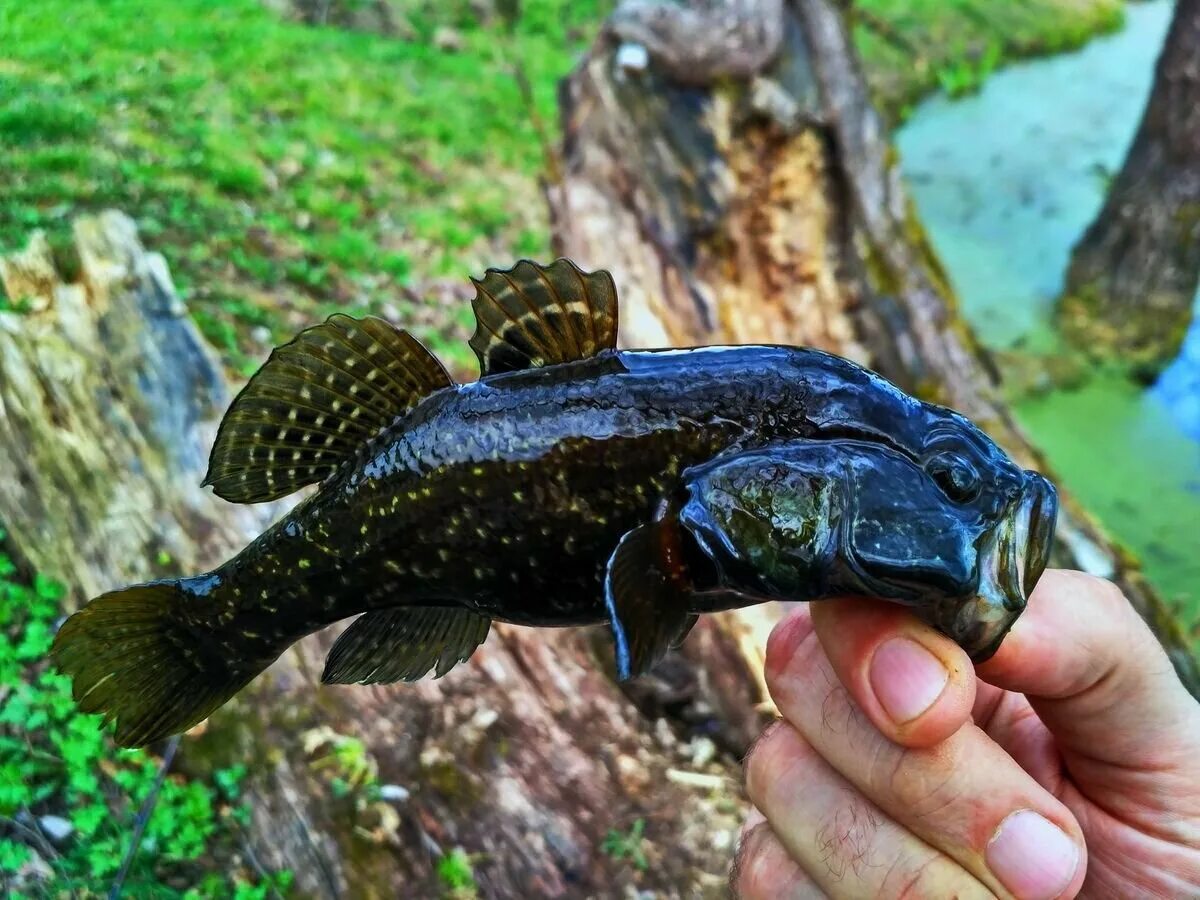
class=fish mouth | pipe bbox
[948,473,1059,663]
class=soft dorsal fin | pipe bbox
[321,606,491,684]
[203,315,452,503]
[468,258,619,375]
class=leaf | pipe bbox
[0,838,31,872]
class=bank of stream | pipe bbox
[896,0,1199,633]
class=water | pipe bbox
[896,0,1200,618]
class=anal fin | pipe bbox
[321,606,491,685]
[604,517,695,680]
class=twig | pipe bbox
[107,734,180,900]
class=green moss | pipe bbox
[421,755,484,807]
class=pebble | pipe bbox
[39,815,74,844]
[379,784,410,803]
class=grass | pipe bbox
[0,0,611,375]
[853,0,1126,120]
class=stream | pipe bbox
[895,0,1199,627]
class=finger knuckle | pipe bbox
[814,798,881,882]
[880,851,949,900]
[880,743,963,824]
[743,721,803,808]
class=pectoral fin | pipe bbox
[321,606,490,685]
[603,518,695,680]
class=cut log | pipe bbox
[0,214,761,897]
[549,0,1200,695]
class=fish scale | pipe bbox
[51,258,1057,747]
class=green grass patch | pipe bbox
[0,0,612,373]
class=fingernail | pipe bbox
[987,810,1080,900]
[869,637,948,724]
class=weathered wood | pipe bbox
[549,0,1200,696]
[0,213,759,898]
[1057,0,1200,376]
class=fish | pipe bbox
[50,258,1058,747]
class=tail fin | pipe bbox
[51,580,263,747]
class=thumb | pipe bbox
[976,569,1200,771]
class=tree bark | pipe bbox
[1,215,766,897]
[549,0,1200,695]
[1057,0,1200,376]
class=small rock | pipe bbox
[711,827,734,851]
[278,157,303,180]
[469,707,499,732]
[433,27,464,52]
[690,736,716,768]
[38,815,74,844]
[615,42,649,73]
[379,783,410,803]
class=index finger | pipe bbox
[810,597,977,748]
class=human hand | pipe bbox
[733,570,1200,898]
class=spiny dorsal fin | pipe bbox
[321,606,491,685]
[468,258,619,375]
[604,518,694,680]
[204,315,452,503]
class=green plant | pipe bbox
[934,41,1002,98]
[601,817,649,871]
[436,847,479,898]
[0,526,291,896]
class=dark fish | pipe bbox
[51,259,1058,747]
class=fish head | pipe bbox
[678,431,1057,661]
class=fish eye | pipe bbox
[927,452,981,503]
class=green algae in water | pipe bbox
[1016,374,1199,608]
[896,0,1200,631]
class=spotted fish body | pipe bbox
[52,260,1058,747]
